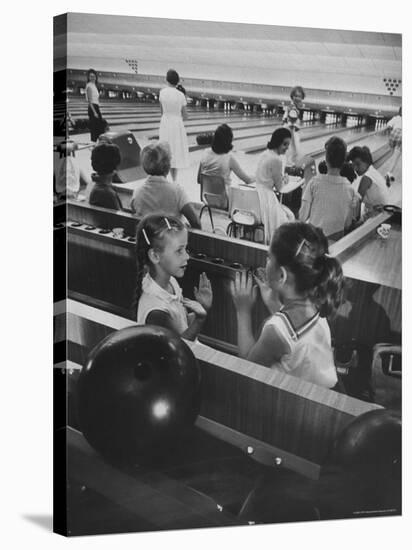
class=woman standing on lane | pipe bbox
[159,69,189,182]
[85,69,103,142]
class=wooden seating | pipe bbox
[57,280,400,534]
[57,298,382,481]
[67,200,401,357]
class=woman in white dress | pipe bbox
[159,69,189,182]
[255,128,295,244]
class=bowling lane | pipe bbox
[239,123,354,154]
[125,113,281,134]
[374,153,402,206]
[130,119,317,151]
[298,126,385,158]
[69,100,216,116]
[185,121,319,149]
[69,101,257,127]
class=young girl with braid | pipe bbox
[134,214,213,340]
[230,222,344,389]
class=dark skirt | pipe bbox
[88,103,104,142]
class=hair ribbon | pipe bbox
[295,239,309,257]
[142,228,151,246]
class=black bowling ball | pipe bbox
[77,325,201,465]
[333,409,401,478]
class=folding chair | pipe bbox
[198,173,229,233]
[227,186,264,242]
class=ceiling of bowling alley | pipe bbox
[55,13,402,96]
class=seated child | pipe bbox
[347,146,389,220]
[134,214,213,341]
[230,222,344,389]
[299,137,358,240]
[89,142,123,210]
[132,141,200,228]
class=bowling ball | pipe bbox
[77,325,202,465]
[55,139,78,156]
[288,108,299,122]
[196,132,214,146]
[333,409,401,478]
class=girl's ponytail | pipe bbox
[270,222,345,318]
[312,254,345,317]
[133,243,147,318]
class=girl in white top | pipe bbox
[348,145,389,220]
[159,69,190,182]
[230,222,344,389]
[134,214,213,340]
[255,128,295,245]
[85,69,104,142]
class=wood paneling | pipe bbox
[63,299,380,479]
[68,204,401,352]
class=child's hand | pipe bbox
[254,271,281,314]
[194,273,213,311]
[183,298,207,320]
[230,271,257,313]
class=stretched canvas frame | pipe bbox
[53,12,402,537]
